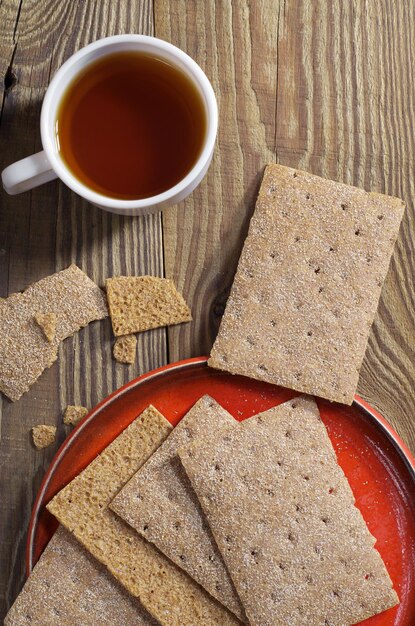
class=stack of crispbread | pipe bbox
[6,396,398,625]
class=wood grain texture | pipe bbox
[0,1,165,620]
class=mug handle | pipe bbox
[1,151,57,195]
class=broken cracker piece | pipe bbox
[34,312,57,342]
[63,405,88,426]
[113,334,137,364]
[0,265,108,402]
[106,276,192,336]
[32,425,56,449]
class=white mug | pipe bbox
[1,35,218,216]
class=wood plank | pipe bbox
[155,0,281,360]
[0,1,165,620]
[275,0,415,451]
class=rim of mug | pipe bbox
[40,34,218,211]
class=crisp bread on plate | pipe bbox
[0,264,108,401]
[179,395,398,626]
[4,527,157,626]
[106,276,192,336]
[47,405,241,626]
[111,395,245,621]
[209,164,405,404]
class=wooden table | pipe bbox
[1,0,414,619]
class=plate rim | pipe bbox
[26,356,415,575]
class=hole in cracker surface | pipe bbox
[341,203,347,210]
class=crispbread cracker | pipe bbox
[0,265,108,401]
[47,406,240,626]
[209,164,405,404]
[106,276,192,336]
[179,396,398,626]
[111,395,245,621]
[4,527,157,625]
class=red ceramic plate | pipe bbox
[27,357,415,625]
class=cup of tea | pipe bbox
[1,35,218,216]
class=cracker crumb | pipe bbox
[64,405,89,426]
[32,425,56,449]
[113,335,137,364]
[34,312,57,342]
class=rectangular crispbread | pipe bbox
[4,527,157,626]
[47,405,241,626]
[209,164,405,404]
[0,264,108,401]
[111,395,245,621]
[179,396,398,626]
[106,276,192,336]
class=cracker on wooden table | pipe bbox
[106,276,192,336]
[0,265,108,402]
[34,312,57,342]
[31,425,56,449]
[4,527,157,626]
[63,405,88,426]
[113,334,137,364]
[209,164,405,404]
[111,395,245,621]
[47,406,241,626]
[179,396,398,626]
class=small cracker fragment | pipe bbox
[32,425,56,449]
[63,405,89,426]
[47,406,240,626]
[111,395,245,621]
[209,164,405,404]
[106,276,192,336]
[34,312,57,342]
[179,396,398,626]
[4,527,158,626]
[113,334,137,364]
[0,265,108,402]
